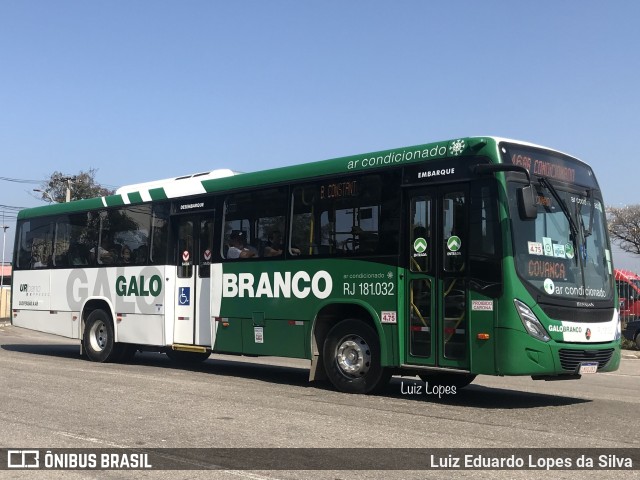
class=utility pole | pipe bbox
[63,176,75,202]
[33,174,76,203]
[0,223,8,320]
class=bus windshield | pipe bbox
[509,181,614,302]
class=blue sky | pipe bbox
[1,1,639,269]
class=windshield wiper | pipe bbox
[538,178,579,245]
[583,188,594,238]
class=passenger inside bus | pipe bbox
[263,230,283,256]
[91,239,115,264]
[121,245,132,264]
[227,231,257,259]
[264,230,300,257]
[68,244,90,266]
[31,254,46,268]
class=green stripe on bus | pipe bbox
[127,191,143,204]
[105,195,125,207]
[149,187,168,200]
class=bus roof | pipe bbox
[17,136,587,220]
[615,269,640,282]
[115,168,239,196]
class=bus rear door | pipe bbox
[173,212,215,346]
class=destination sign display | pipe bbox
[320,180,358,200]
[526,259,568,281]
[501,144,598,188]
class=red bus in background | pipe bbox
[615,269,640,323]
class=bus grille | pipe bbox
[538,304,615,323]
[558,348,615,372]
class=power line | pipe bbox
[1,174,116,188]
[0,204,24,222]
[0,176,40,184]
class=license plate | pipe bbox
[579,362,598,374]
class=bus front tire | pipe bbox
[83,309,118,363]
[323,319,390,394]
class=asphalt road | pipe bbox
[1,323,639,480]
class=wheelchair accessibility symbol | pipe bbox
[178,287,191,306]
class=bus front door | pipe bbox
[405,186,470,371]
[173,213,215,346]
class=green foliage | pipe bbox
[38,168,114,203]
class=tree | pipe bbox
[37,168,114,203]
[607,204,640,256]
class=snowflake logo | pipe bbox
[387,271,394,279]
[448,139,466,156]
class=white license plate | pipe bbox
[579,362,598,374]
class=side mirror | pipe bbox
[473,163,537,220]
[518,185,538,220]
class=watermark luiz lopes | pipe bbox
[400,380,457,398]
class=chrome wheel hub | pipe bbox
[336,334,371,378]
[89,320,107,352]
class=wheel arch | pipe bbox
[80,297,116,342]
[308,300,385,382]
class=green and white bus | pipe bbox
[11,137,621,393]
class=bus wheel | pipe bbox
[83,309,118,363]
[635,332,640,350]
[166,349,210,364]
[323,319,390,394]
[419,373,476,390]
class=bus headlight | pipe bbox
[514,299,550,342]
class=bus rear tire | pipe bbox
[323,319,390,394]
[83,309,119,363]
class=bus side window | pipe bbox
[291,186,318,256]
[104,204,153,266]
[55,212,94,267]
[468,182,502,293]
[19,218,54,270]
[222,188,287,260]
[150,203,169,265]
[292,174,398,257]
